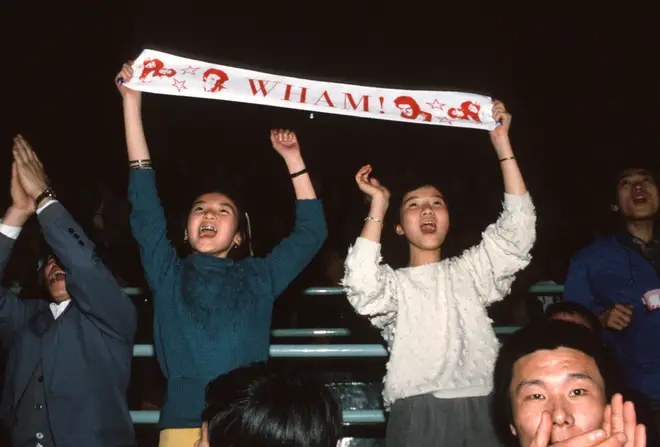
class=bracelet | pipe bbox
[499,156,515,163]
[129,159,153,170]
[35,188,56,208]
[365,216,383,225]
[290,168,308,178]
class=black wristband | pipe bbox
[290,168,308,178]
[35,188,56,208]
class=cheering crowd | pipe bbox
[0,60,657,447]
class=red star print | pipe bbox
[426,99,446,110]
[172,78,187,92]
[181,66,200,76]
[437,117,452,125]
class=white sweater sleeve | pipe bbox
[341,237,399,333]
[457,192,536,306]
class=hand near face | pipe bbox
[530,411,626,446]
[602,394,646,447]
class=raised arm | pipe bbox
[12,135,137,341]
[457,102,536,306]
[342,237,399,335]
[116,62,179,293]
[341,165,398,333]
[262,130,327,297]
[490,101,526,196]
[0,159,40,343]
[117,61,150,162]
[269,129,317,200]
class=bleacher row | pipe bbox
[125,282,564,426]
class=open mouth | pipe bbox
[198,224,217,238]
[420,220,437,234]
[632,191,648,205]
[49,270,66,284]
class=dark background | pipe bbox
[0,13,658,445]
[2,16,658,281]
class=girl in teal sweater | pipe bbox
[115,62,327,447]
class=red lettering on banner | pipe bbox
[314,90,335,108]
[283,84,308,103]
[248,79,280,97]
[343,93,370,111]
[313,91,336,108]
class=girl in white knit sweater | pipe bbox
[341,101,536,446]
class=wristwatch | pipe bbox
[35,188,57,208]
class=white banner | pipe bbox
[125,49,497,131]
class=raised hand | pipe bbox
[115,61,141,103]
[489,100,512,144]
[603,394,646,447]
[12,135,49,202]
[10,161,35,215]
[355,165,390,204]
[270,129,301,161]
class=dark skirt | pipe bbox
[385,393,501,447]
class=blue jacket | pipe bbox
[0,202,137,446]
[128,169,327,429]
[564,233,660,402]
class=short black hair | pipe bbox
[202,362,342,447]
[614,167,656,186]
[545,300,603,339]
[492,320,615,446]
[393,176,448,213]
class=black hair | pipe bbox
[492,320,616,446]
[393,176,449,215]
[202,362,342,447]
[544,301,603,339]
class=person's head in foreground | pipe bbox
[493,320,646,446]
[195,362,342,447]
[545,301,603,339]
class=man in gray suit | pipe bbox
[0,135,137,447]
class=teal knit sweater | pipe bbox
[128,169,327,429]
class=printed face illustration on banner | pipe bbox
[125,49,499,131]
[139,58,177,82]
[202,68,229,93]
[393,96,432,122]
[447,100,481,123]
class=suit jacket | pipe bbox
[0,202,137,446]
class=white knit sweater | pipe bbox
[341,193,536,406]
